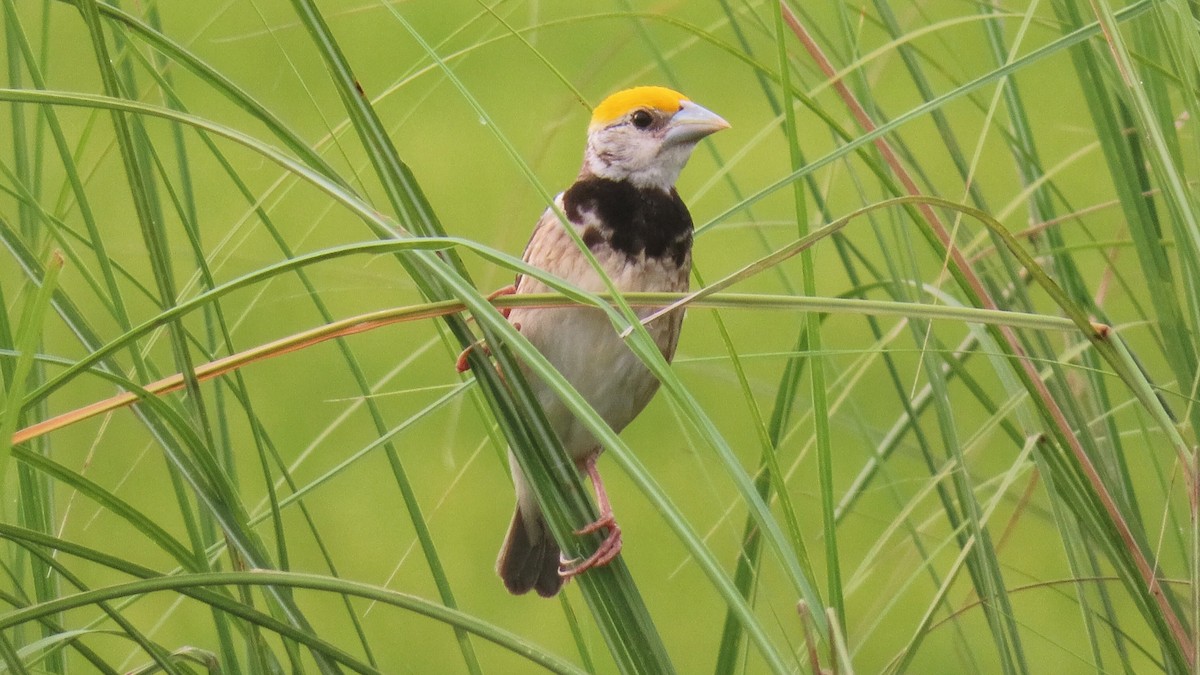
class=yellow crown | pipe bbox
[589,86,688,128]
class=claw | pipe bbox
[559,522,622,580]
[455,340,486,373]
[574,511,616,536]
[489,284,517,320]
[454,284,519,373]
[557,453,623,582]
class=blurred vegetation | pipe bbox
[2,0,1200,673]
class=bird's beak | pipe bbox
[664,100,730,147]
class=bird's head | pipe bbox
[581,86,729,190]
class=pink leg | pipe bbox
[559,453,623,580]
[454,284,518,373]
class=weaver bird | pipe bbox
[471,86,728,597]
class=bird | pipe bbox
[465,86,729,597]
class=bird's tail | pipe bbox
[497,506,562,597]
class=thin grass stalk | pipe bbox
[0,527,378,674]
[127,4,251,592]
[283,3,565,671]
[1,249,59,675]
[830,224,989,663]
[621,5,822,653]
[627,1,823,668]
[701,1,1155,235]
[74,0,218,478]
[975,0,1138,657]
[124,53,270,674]
[51,0,349,189]
[712,4,866,661]
[774,0,843,637]
[0,251,59,490]
[0,608,118,675]
[0,87,507,672]
[6,538,183,674]
[66,13,251,665]
[861,181,1029,672]
[125,31,419,665]
[782,4,1192,666]
[3,13,59,674]
[0,548,588,675]
[5,3,33,244]
[1049,475,1133,672]
[0,200,252,671]
[871,1,991,212]
[8,5,1195,670]
[0,632,26,675]
[920,323,1027,673]
[886,519,980,674]
[375,5,805,670]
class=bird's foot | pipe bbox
[558,453,623,581]
[454,283,519,374]
[488,284,517,320]
[455,340,486,373]
[558,516,622,581]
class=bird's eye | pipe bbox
[630,109,653,129]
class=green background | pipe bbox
[2,1,1195,673]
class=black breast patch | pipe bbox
[563,178,693,267]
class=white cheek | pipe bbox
[583,129,700,190]
[634,137,660,163]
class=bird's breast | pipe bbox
[563,177,693,268]
[507,191,693,455]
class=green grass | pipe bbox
[2,0,1199,672]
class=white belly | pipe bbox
[507,206,690,461]
[508,302,679,460]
